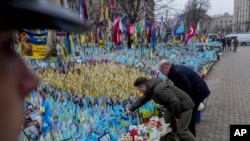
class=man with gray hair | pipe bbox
[159,60,210,136]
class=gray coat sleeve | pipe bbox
[155,86,181,118]
[129,94,151,112]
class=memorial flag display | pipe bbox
[19,30,48,59]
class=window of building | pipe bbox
[225,21,228,26]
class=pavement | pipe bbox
[196,46,250,141]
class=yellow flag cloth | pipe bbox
[80,34,86,44]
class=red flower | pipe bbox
[156,121,162,129]
[130,129,138,136]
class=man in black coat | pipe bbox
[227,38,232,51]
[221,37,227,52]
[159,60,210,136]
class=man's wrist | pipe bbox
[174,116,180,120]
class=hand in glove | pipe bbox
[198,103,205,111]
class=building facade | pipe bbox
[209,13,234,35]
[234,0,250,32]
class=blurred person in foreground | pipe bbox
[127,77,196,141]
[0,0,90,140]
[159,60,210,136]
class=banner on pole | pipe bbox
[19,30,48,59]
[56,32,67,38]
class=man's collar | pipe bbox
[168,64,175,76]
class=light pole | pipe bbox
[248,0,250,31]
[234,0,239,33]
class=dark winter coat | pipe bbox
[168,64,210,104]
[221,38,226,45]
[233,39,239,46]
[227,38,231,44]
[129,78,194,118]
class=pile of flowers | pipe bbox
[118,116,172,141]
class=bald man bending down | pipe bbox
[159,60,210,136]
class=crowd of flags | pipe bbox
[66,0,208,50]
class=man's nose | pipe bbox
[20,68,40,98]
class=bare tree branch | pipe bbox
[184,0,210,31]
[113,0,140,23]
[116,0,128,13]
[135,0,141,14]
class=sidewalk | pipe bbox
[196,47,250,141]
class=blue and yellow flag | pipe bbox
[61,45,68,60]
[105,0,109,20]
[19,30,48,59]
[149,48,154,60]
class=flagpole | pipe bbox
[143,0,147,61]
[197,20,200,43]
[192,23,194,47]
[104,27,106,51]
[105,0,108,51]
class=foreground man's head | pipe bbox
[0,0,90,140]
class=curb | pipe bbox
[204,61,216,80]
[202,49,221,80]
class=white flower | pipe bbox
[129,125,137,131]
[138,136,144,141]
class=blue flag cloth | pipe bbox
[78,0,82,17]
[203,29,207,34]
[109,9,114,22]
[175,24,184,35]
[25,30,48,45]
[150,27,156,50]
[165,33,169,42]
[41,101,51,133]
[64,38,71,54]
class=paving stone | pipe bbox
[196,47,250,140]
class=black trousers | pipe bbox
[189,93,207,136]
[222,44,227,51]
[227,44,231,51]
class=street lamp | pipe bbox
[248,0,250,31]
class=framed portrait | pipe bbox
[122,100,139,120]
[29,110,41,121]
[98,132,112,141]
[23,125,41,141]
[75,51,80,56]
[130,110,139,121]
[122,100,132,112]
